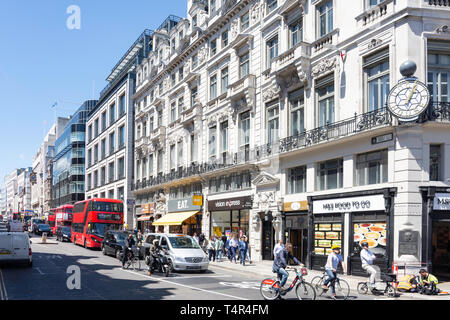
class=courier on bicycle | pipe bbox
[360,241,381,294]
[322,244,346,300]
[272,243,303,295]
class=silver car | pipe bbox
[143,233,209,272]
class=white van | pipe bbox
[0,233,32,267]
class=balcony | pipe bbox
[422,101,450,123]
[427,0,450,6]
[270,42,311,76]
[311,29,339,53]
[150,126,166,145]
[356,0,394,28]
[228,74,256,100]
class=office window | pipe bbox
[158,110,163,127]
[190,134,197,163]
[101,167,106,185]
[179,68,184,81]
[171,102,177,123]
[171,38,176,53]
[159,82,163,95]
[290,89,305,136]
[101,139,106,160]
[240,111,251,147]
[178,97,184,117]
[367,0,383,8]
[149,154,154,177]
[88,149,92,167]
[142,157,147,179]
[108,162,115,183]
[267,0,277,12]
[101,112,107,132]
[364,49,390,112]
[117,187,124,201]
[119,94,126,116]
[94,170,98,188]
[288,166,306,194]
[209,126,217,159]
[210,0,216,14]
[157,150,163,174]
[109,104,115,124]
[317,78,335,127]
[289,19,303,48]
[266,101,279,145]
[210,74,217,99]
[170,145,176,170]
[137,125,141,139]
[88,125,92,143]
[428,52,450,102]
[177,141,183,168]
[239,52,250,79]
[171,73,176,86]
[267,36,279,68]
[210,39,217,56]
[318,0,333,37]
[118,157,125,179]
[94,118,99,137]
[150,116,154,133]
[109,132,115,155]
[193,15,197,27]
[222,31,229,47]
[94,144,98,163]
[317,158,343,191]
[430,144,442,181]
[221,67,229,94]
[191,86,198,106]
[119,125,125,148]
[87,174,91,190]
[192,54,198,69]
[356,149,388,186]
[143,121,147,137]
[108,189,114,199]
[220,121,228,153]
[241,12,249,31]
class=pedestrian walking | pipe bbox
[238,236,248,266]
[229,234,238,264]
[225,235,231,261]
[215,236,224,262]
[207,237,216,262]
[193,232,199,244]
[243,236,252,264]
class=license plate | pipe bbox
[186,266,201,270]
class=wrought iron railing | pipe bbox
[426,101,450,122]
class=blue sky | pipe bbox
[0,1,186,183]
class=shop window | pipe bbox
[288,165,306,194]
[314,222,342,256]
[430,144,442,181]
[317,158,343,191]
[355,149,388,186]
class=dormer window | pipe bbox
[210,0,216,14]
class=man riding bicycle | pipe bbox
[122,233,136,269]
[360,241,380,294]
[322,244,346,300]
[273,243,303,296]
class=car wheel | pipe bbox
[116,249,121,260]
[84,240,87,249]
[102,246,107,256]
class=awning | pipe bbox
[152,211,200,226]
[137,215,153,222]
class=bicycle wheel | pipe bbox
[335,278,350,300]
[133,258,140,271]
[357,282,369,295]
[386,285,396,298]
[311,276,325,296]
[296,282,316,300]
[260,279,280,301]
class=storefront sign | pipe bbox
[313,195,385,214]
[193,195,203,207]
[433,193,450,211]
[208,196,253,211]
[141,203,155,215]
[284,201,308,212]
[168,197,202,213]
[372,133,393,145]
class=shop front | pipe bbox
[283,201,309,264]
[421,188,450,280]
[208,196,252,240]
[153,196,203,236]
[309,189,395,275]
[137,203,155,232]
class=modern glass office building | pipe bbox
[52,100,97,207]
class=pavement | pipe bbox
[209,258,450,300]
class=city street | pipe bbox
[0,234,442,301]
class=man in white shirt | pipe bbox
[273,239,284,258]
[360,241,378,293]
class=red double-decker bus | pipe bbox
[71,198,124,249]
[55,205,73,229]
[48,209,56,234]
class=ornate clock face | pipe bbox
[387,78,430,121]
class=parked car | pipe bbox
[143,233,209,272]
[36,224,52,236]
[56,226,72,242]
[31,219,44,234]
[0,232,32,267]
[101,231,143,260]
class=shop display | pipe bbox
[354,223,386,249]
[314,223,343,256]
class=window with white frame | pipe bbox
[267,36,279,68]
[428,46,450,102]
[220,121,228,154]
[190,134,197,163]
[366,0,383,8]
[221,67,229,94]
[179,67,184,81]
[239,52,250,78]
[317,158,343,191]
[177,141,183,168]
[267,0,278,13]
[266,101,280,145]
[171,73,176,86]
[149,154,154,177]
[241,12,249,31]
[210,74,217,99]
[430,144,442,181]
[192,54,198,69]
[193,15,198,27]
[289,19,303,48]
[317,76,335,127]
[171,102,177,123]
[142,157,147,179]
[288,165,306,194]
[157,150,163,174]
[210,0,216,14]
[149,116,154,133]
[109,162,115,183]
[355,149,388,186]
[209,126,217,159]
[170,145,176,170]
[240,111,251,147]
[222,30,229,47]
[191,86,198,106]
[157,110,163,127]
[289,89,305,136]
[317,0,333,38]
[364,49,390,112]
[178,97,184,117]
[210,38,217,56]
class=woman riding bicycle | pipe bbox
[322,244,346,300]
[273,243,303,294]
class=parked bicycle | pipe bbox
[260,267,316,300]
[124,246,141,271]
[357,273,398,297]
[311,269,350,300]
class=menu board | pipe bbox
[354,222,387,249]
[314,223,343,255]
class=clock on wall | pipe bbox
[386,60,431,122]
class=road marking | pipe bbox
[122,269,248,301]
[219,281,261,290]
[35,268,45,275]
[169,274,233,279]
[0,269,8,300]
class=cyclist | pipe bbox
[122,233,136,269]
[273,243,303,296]
[360,241,379,294]
[322,244,346,300]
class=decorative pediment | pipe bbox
[311,57,337,78]
[368,38,383,50]
[263,84,281,102]
[279,0,306,20]
[254,191,277,212]
[252,171,280,187]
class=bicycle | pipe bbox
[260,266,316,301]
[357,273,397,297]
[124,246,141,271]
[311,269,350,300]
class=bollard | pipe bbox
[42,232,47,243]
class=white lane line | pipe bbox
[0,270,3,300]
[0,269,8,300]
[35,268,45,275]
[169,275,233,279]
[122,269,248,301]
